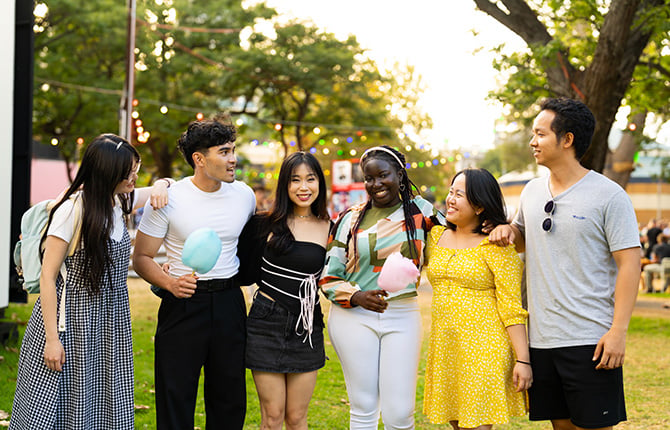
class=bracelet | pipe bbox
[156,178,171,188]
[516,359,531,365]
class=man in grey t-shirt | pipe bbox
[490,98,640,430]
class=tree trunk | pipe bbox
[603,112,647,189]
[295,125,303,153]
[579,0,646,172]
[147,139,177,179]
[473,0,662,181]
[63,153,75,183]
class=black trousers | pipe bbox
[154,286,247,430]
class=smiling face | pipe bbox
[114,160,140,195]
[288,162,319,214]
[445,173,480,229]
[362,158,402,208]
[530,109,567,167]
[197,142,237,183]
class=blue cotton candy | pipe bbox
[182,228,222,274]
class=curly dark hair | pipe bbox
[178,119,237,168]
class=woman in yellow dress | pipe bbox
[423,168,532,430]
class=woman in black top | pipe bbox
[238,152,331,430]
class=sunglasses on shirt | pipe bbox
[542,200,555,232]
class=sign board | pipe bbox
[330,159,367,218]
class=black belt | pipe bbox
[196,277,236,292]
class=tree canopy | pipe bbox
[32,0,435,192]
[474,0,670,187]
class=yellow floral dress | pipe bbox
[423,225,528,427]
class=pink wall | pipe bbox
[30,159,76,205]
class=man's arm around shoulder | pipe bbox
[488,223,525,253]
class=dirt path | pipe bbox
[632,296,670,319]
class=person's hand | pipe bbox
[594,328,626,370]
[513,362,533,392]
[150,180,170,210]
[481,220,497,235]
[44,338,65,372]
[488,224,515,247]
[161,262,171,274]
[351,290,388,313]
[168,274,198,299]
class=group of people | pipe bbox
[640,218,670,260]
[9,97,640,430]
[640,218,670,292]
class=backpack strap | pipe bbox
[57,193,84,332]
[58,264,68,332]
[66,193,84,256]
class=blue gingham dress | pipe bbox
[10,229,134,430]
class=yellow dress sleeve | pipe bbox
[483,242,527,327]
[425,225,444,265]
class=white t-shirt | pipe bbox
[48,195,132,244]
[138,178,255,280]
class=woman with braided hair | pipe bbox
[320,145,444,429]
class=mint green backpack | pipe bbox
[13,195,83,331]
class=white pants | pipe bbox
[328,297,422,430]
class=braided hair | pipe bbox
[347,145,420,263]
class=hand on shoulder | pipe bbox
[488,224,516,247]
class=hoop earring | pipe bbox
[399,182,406,192]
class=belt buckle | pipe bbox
[198,279,215,292]
[199,278,231,292]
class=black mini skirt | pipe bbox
[245,293,326,373]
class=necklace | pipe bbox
[295,214,312,218]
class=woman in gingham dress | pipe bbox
[10,134,170,430]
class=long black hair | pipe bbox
[42,134,140,293]
[267,152,329,253]
[446,168,508,234]
[349,145,420,261]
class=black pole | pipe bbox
[9,0,34,304]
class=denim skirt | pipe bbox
[245,293,326,373]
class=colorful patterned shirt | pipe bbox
[319,196,444,307]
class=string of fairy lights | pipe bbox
[129,101,469,164]
[36,14,473,194]
[128,101,467,197]
[38,78,472,187]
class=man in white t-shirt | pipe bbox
[133,120,255,430]
[490,98,640,430]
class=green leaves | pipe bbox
[478,0,669,180]
[34,1,433,181]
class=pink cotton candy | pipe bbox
[377,252,421,292]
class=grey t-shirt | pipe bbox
[513,170,640,348]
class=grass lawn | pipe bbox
[1,280,669,429]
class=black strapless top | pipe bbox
[259,241,325,325]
